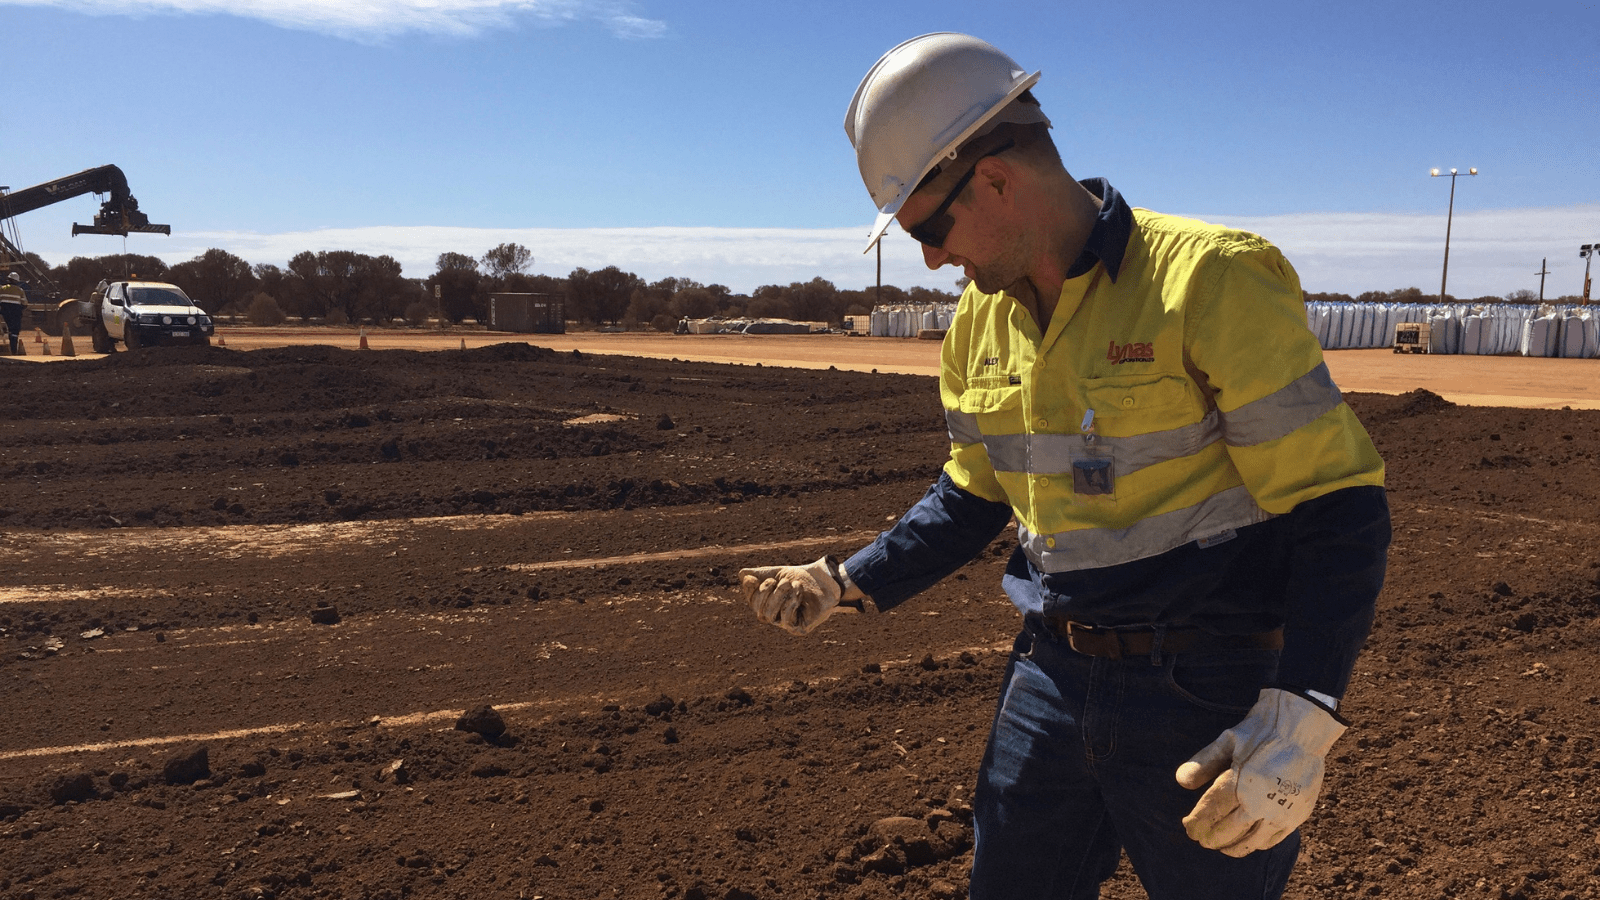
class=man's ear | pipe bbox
[973,155,1015,205]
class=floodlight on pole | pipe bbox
[1430,167,1477,305]
[1582,243,1598,304]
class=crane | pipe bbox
[0,165,170,306]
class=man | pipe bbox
[0,272,26,355]
[741,33,1390,899]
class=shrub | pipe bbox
[325,307,350,327]
[246,292,286,326]
[404,301,431,327]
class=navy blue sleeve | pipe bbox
[844,470,1015,612]
[1274,484,1391,699]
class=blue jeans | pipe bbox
[970,618,1299,899]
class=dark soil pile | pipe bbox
[1,348,1597,900]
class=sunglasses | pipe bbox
[906,140,1015,249]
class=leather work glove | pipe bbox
[1175,688,1347,857]
[740,557,852,635]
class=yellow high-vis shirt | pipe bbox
[940,207,1385,576]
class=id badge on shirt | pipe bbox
[1072,409,1115,496]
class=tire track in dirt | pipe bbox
[2,637,1012,762]
[0,522,881,604]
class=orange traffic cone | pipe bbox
[217,333,227,347]
[60,325,76,358]
[358,327,369,350]
[34,327,44,344]
[41,336,51,356]
[460,338,467,350]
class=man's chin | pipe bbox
[970,271,1019,295]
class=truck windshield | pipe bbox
[128,287,192,307]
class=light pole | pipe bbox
[1430,167,1477,304]
[1535,258,1550,302]
[1581,244,1597,304]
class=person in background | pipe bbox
[0,272,27,355]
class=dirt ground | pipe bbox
[17,325,1600,409]
[1,338,1598,900]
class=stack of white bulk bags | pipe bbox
[1458,306,1533,356]
[1428,309,1460,354]
[1558,309,1600,359]
[1318,301,1344,347]
[1373,304,1397,348]
[1338,304,1359,348]
[1519,310,1561,357]
[1461,314,1483,355]
[1499,307,1534,355]
[868,303,959,337]
[1358,304,1379,348]
[1306,304,1331,348]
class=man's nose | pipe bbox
[921,242,951,270]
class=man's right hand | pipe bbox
[740,558,847,635]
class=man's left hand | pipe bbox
[1175,688,1347,857]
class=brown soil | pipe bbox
[1,343,1597,900]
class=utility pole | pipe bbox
[1430,167,1477,304]
[1535,258,1550,302]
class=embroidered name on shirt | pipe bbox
[1106,340,1155,365]
[981,357,1000,367]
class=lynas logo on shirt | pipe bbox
[1106,340,1155,365]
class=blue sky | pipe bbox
[4,0,1599,298]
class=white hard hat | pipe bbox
[844,33,1044,253]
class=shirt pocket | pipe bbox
[1083,374,1193,435]
[958,380,1023,437]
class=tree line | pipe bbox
[1305,287,1587,305]
[32,245,1572,332]
[29,243,961,329]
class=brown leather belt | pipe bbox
[1040,616,1283,660]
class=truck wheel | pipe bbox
[124,326,142,351]
[193,336,211,347]
[92,321,113,353]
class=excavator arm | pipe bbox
[0,164,170,236]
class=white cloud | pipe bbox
[1203,205,1600,300]
[18,205,1600,298]
[2,0,667,40]
[144,224,930,293]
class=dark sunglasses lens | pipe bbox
[910,214,952,249]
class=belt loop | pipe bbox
[1149,626,1165,666]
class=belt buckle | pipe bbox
[1064,621,1122,660]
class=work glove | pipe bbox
[1175,688,1346,857]
[740,557,845,636]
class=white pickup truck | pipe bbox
[70,280,215,351]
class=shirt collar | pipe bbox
[1064,177,1131,282]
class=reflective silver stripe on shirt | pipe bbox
[1017,484,1275,573]
[946,408,984,445]
[1220,362,1343,448]
[981,409,1223,479]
